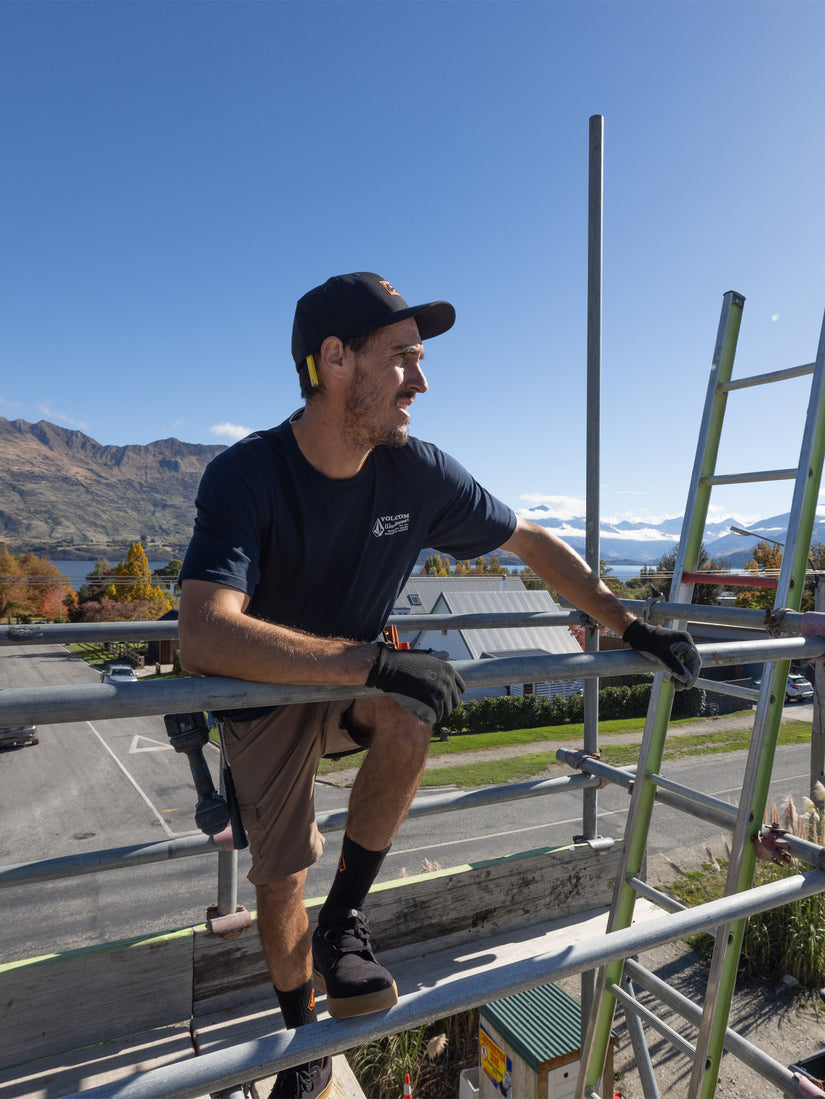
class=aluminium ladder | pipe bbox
[577,290,825,1098]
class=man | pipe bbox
[178,272,699,1099]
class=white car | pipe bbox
[103,664,139,685]
[785,673,814,703]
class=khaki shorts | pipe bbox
[222,701,367,885]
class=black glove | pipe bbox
[366,643,465,724]
[623,618,701,691]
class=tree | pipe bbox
[735,541,784,610]
[76,558,112,606]
[83,542,173,620]
[627,545,724,606]
[17,553,73,620]
[152,559,183,594]
[0,544,30,621]
[423,554,451,576]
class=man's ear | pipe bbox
[318,335,348,384]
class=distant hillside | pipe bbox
[0,418,226,558]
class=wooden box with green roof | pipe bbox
[478,982,613,1099]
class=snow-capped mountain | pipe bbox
[519,505,825,566]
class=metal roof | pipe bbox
[429,589,582,660]
[480,982,582,1069]
[394,575,526,615]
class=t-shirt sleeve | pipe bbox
[425,447,517,558]
[179,455,263,596]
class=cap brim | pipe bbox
[411,301,456,341]
[368,300,456,342]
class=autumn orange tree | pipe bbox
[0,544,29,621]
[18,552,74,620]
[0,545,73,621]
[735,540,785,610]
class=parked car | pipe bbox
[0,723,38,748]
[785,673,814,703]
[102,664,139,685]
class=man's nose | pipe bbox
[407,361,428,393]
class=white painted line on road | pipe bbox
[87,722,175,837]
[392,809,628,859]
[129,734,173,753]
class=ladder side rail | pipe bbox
[668,291,746,615]
[691,304,825,1096]
[578,292,747,1098]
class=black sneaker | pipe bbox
[268,1057,332,1099]
[312,907,398,1019]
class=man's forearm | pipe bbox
[178,590,376,685]
[502,520,635,637]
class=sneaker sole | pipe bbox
[313,969,398,1018]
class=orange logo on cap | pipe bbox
[379,280,402,297]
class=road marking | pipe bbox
[129,734,173,753]
[87,722,175,837]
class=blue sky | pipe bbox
[3,0,825,536]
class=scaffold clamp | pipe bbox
[206,903,252,940]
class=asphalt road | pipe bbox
[0,644,816,963]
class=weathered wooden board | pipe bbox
[192,843,623,1015]
[0,928,193,1069]
[0,1023,194,1099]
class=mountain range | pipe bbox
[0,417,820,566]
[0,417,225,559]
[519,504,825,568]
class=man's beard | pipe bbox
[343,364,412,450]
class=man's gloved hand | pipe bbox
[623,618,701,691]
[366,643,465,724]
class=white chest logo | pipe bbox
[372,513,410,537]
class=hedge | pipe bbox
[437,683,706,735]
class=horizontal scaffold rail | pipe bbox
[0,774,602,889]
[56,868,825,1099]
[0,600,815,647]
[0,636,822,727]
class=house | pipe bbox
[398,581,584,700]
[392,573,527,616]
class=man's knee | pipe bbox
[256,870,307,916]
[353,694,431,734]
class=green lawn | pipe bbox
[317,711,810,788]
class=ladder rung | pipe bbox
[717,361,815,391]
[700,468,799,486]
[681,571,778,588]
[627,875,686,913]
[607,977,697,1058]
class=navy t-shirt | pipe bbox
[180,416,517,642]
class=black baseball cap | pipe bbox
[291,272,456,370]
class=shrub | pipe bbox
[437,680,704,736]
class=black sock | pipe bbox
[275,977,318,1030]
[319,833,390,923]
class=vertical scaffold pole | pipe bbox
[581,111,604,1032]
